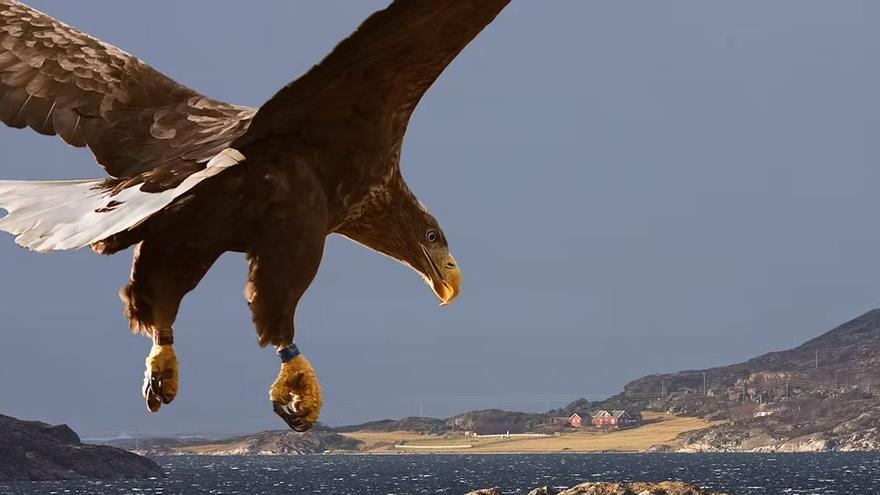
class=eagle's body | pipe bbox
[0,0,508,430]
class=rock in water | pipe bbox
[0,414,162,481]
[469,482,724,495]
[557,482,722,494]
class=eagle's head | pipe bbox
[414,221,461,306]
[337,184,461,306]
[377,209,461,306]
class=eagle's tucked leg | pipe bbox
[121,241,221,412]
[245,172,327,431]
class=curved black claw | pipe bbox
[272,401,313,432]
[143,372,174,412]
[144,373,163,412]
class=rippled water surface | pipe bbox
[2,453,879,494]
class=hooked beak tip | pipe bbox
[435,267,461,306]
[421,244,461,306]
[438,285,457,306]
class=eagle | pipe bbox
[0,0,509,431]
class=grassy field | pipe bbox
[340,412,721,453]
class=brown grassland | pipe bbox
[340,412,722,453]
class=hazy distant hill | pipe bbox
[336,409,556,436]
[596,308,880,451]
[118,424,362,456]
[334,417,447,434]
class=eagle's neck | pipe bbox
[333,174,423,254]
[332,166,407,232]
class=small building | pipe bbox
[568,413,582,428]
[591,410,639,428]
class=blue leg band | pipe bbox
[277,342,301,363]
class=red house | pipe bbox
[591,410,638,428]
[569,413,582,428]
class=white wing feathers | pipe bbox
[0,148,244,252]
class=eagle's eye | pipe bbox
[426,229,439,243]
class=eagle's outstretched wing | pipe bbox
[0,1,255,251]
[237,0,509,152]
[0,0,254,182]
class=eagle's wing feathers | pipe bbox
[0,0,254,250]
[239,0,509,149]
[0,0,254,180]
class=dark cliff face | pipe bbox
[597,309,880,451]
[0,414,162,481]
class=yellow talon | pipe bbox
[142,344,179,412]
[270,355,323,431]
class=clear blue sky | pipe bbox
[1,1,879,437]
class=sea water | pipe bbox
[1,453,878,494]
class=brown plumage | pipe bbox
[0,0,508,431]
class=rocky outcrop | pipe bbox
[653,406,880,453]
[0,414,161,481]
[677,406,880,452]
[556,482,723,495]
[467,482,724,495]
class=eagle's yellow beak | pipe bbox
[420,244,461,306]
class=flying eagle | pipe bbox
[0,0,509,431]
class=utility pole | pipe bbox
[661,380,665,398]
[419,400,423,418]
[815,350,818,369]
[703,372,707,395]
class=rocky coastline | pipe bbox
[0,414,161,481]
[671,406,880,452]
